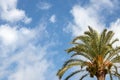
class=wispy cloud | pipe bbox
[49,14,56,23]
[37,1,52,10]
[0,0,32,24]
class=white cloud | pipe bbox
[64,0,119,37]
[37,2,52,10]
[0,24,35,46]
[109,19,120,47]
[0,23,58,80]
[9,60,49,80]
[64,5,104,36]
[0,0,32,23]
[49,15,56,23]
[0,24,17,45]
[23,17,32,24]
[0,0,57,80]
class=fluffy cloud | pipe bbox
[0,0,58,80]
[7,45,51,80]
[0,0,32,23]
[37,1,52,10]
[109,19,120,47]
[0,24,35,46]
[0,25,18,45]
[64,0,119,37]
[0,23,58,80]
[64,5,104,36]
[49,15,56,23]
[9,60,49,80]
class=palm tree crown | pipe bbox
[57,26,120,80]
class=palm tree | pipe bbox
[57,26,120,80]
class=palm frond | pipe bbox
[110,38,119,45]
[65,70,85,80]
[57,60,86,79]
[66,44,86,53]
[79,73,89,80]
[88,26,94,33]
[72,35,90,45]
[71,52,92,61]
[71,53,81,57]
[104,30,114,45]
[108,70,113,80]
[99,29,107,55]
[63,59,86,67]
[101,45,113,58]
[112,70,120,80]
[111,56,120,63]
[113,65,118,74]
[107,47,120,60]
[66,44,96,60]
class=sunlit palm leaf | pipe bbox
[57,60,86,79]
[111,56,120,63]
[71,52,92,61]
[63,59,86,67]
[104,31,114,45]
[72,35,90,45]
[107,47,120,60]
[110,38,119,45]
[66,44,96,60]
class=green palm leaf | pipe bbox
[111,56,120,63]
[63,59,86,67]
[107,47,120,60]
[65,70,85,80]
[57,59,86,79]
[108,70,113,80]
[71,52,92,61]
[79,73,89,80]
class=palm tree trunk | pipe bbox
[97,75,105,80]
[96,71,106,80]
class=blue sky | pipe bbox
[0,0,120,80]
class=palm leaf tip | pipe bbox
[103,28,107,33]
[80,73,88,80]
[65,49,70,53]
[65,70,82,80]
[57,69,64,79]
[65,48,74,53]
[88,26,93,32]
[111,38,119,45]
